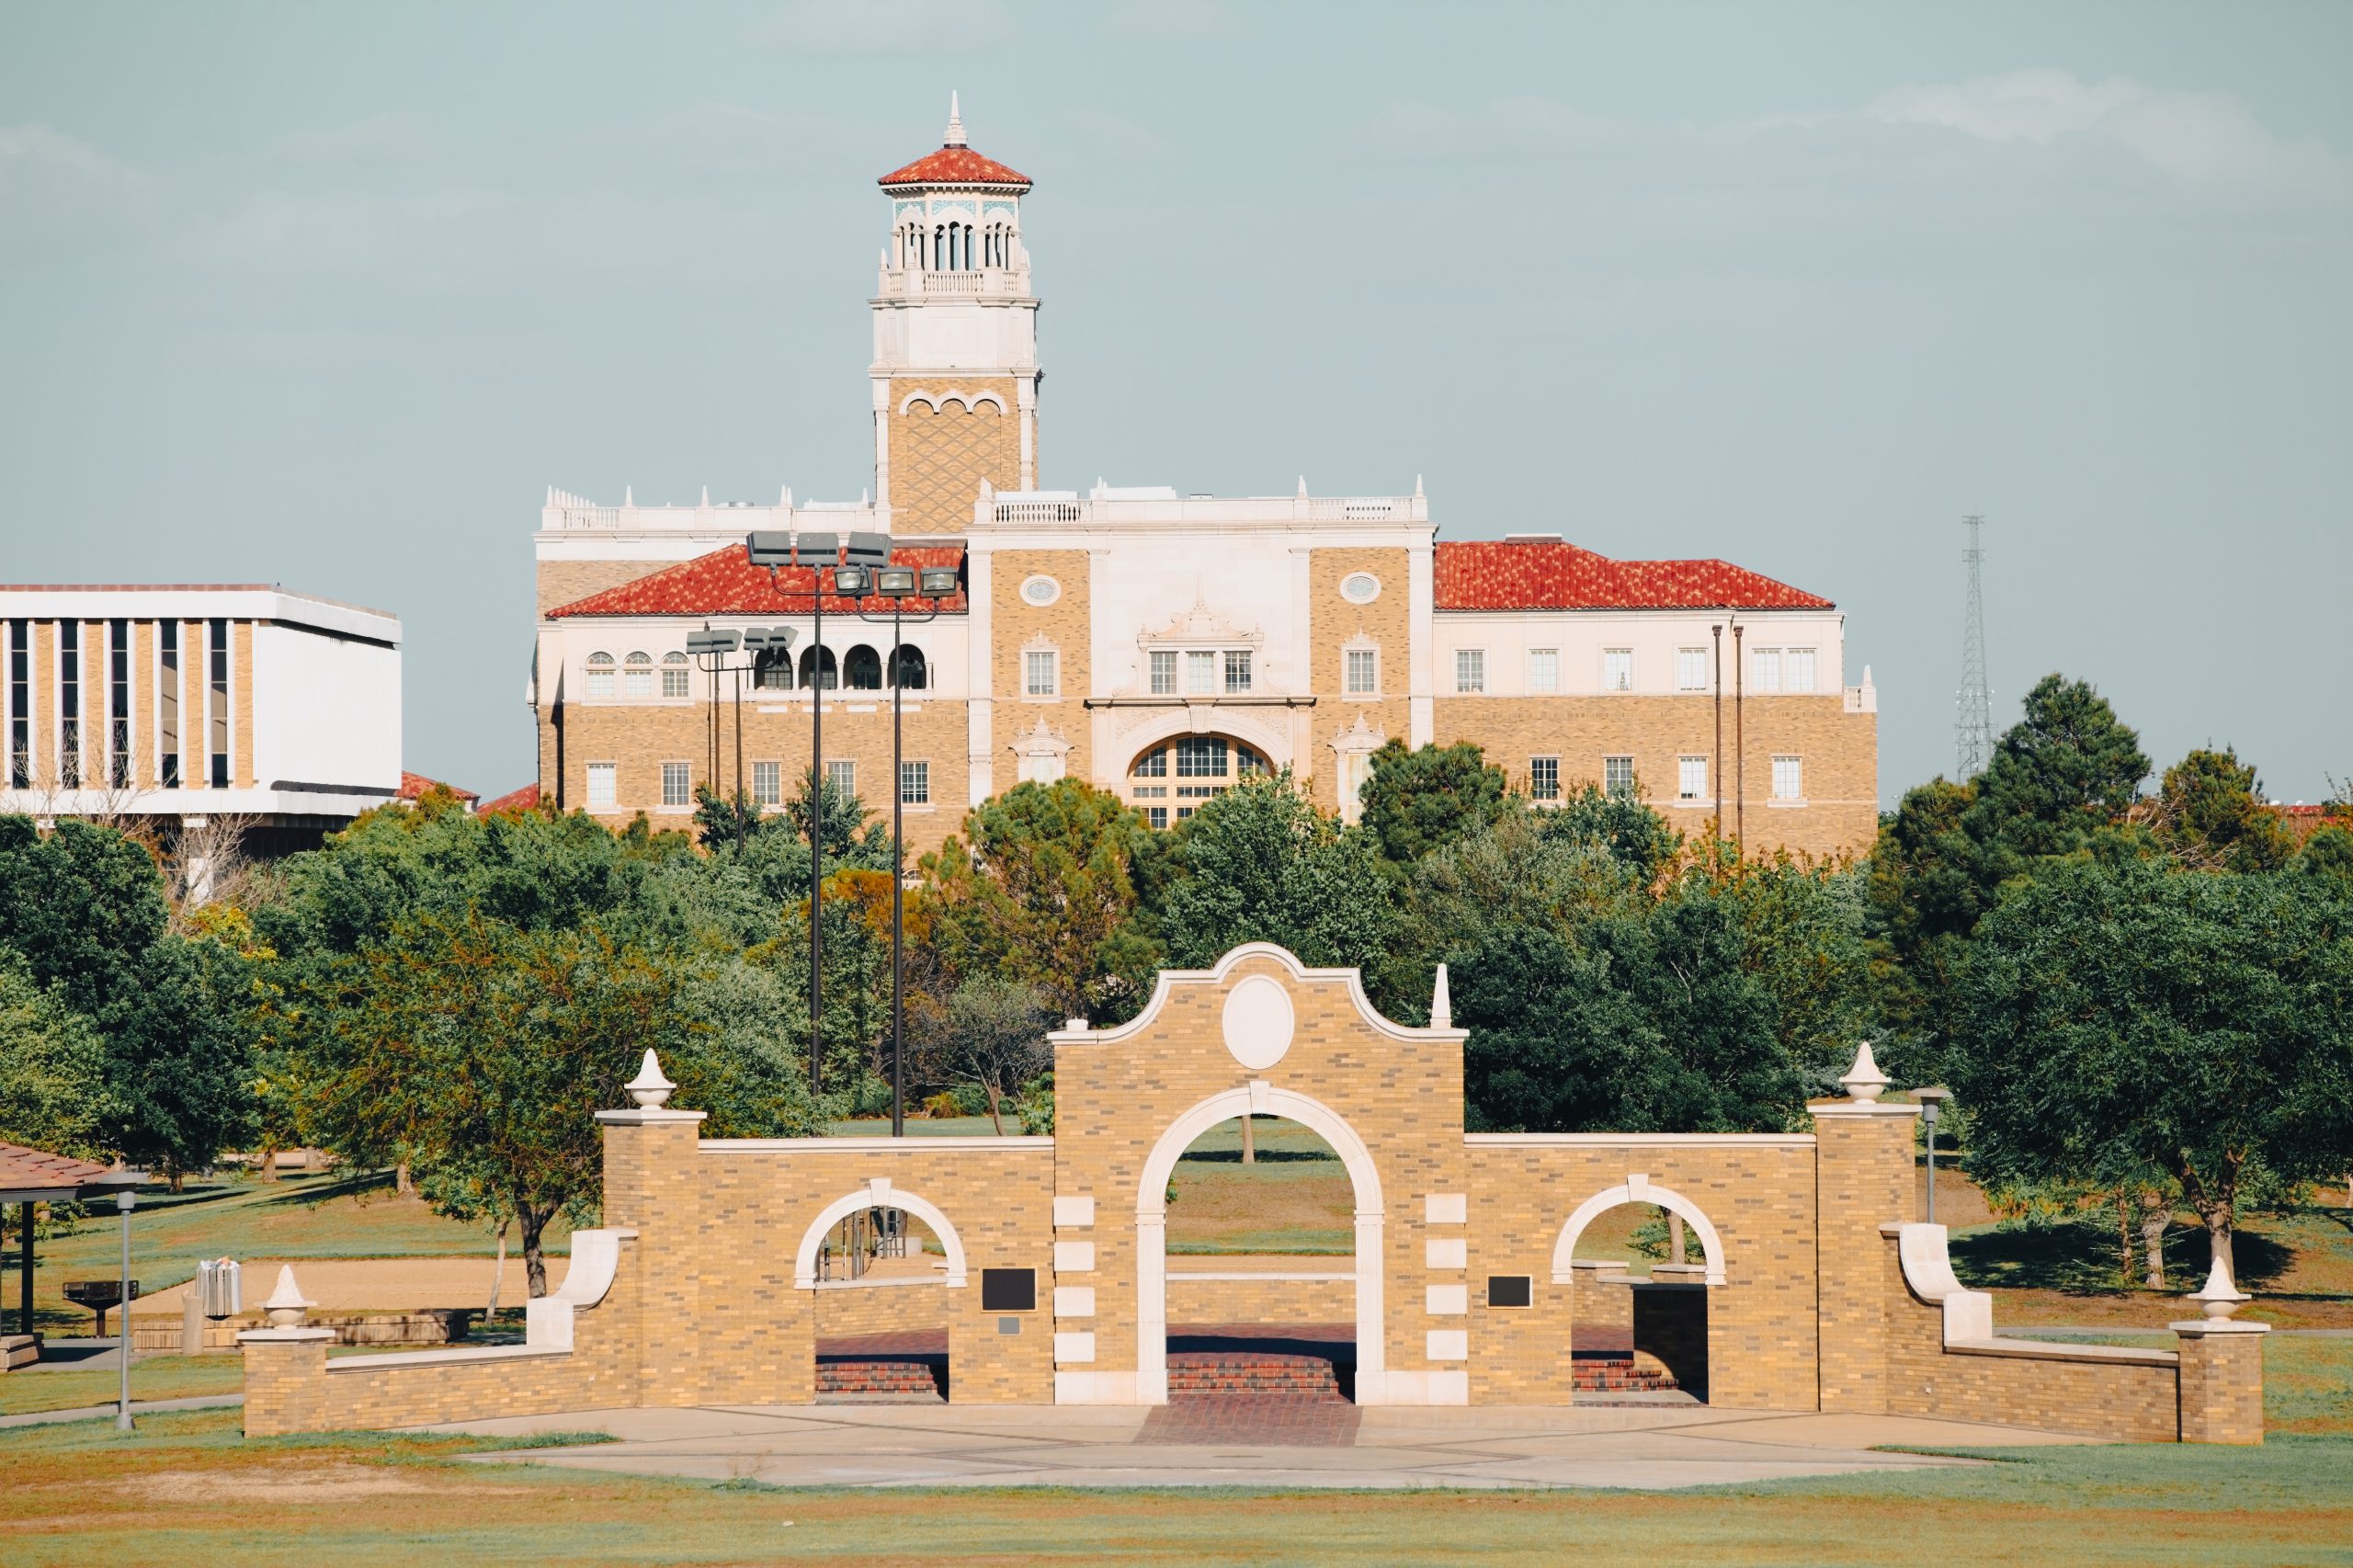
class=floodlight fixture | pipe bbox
[833,564,871,596]
[797,531,839,565]
[875,566,918,597]
[844,530,892,568]
[746,531,794,568]
[919,567,961,597]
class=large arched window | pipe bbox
[754,648,793,690]
[585,652,614,699]
[798,645,839,690]
[843,645,883,691]
[891,645,928,690]
[623,651,652,699]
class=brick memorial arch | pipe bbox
[239,943,2271,1443]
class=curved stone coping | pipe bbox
[1466,1132,1816,1147]
[1893,1222,2178,1366]
[700,1136,1053,1153]
[525,1228,635,1351]
[324,1343,572,1375]
[1948,1336,2177,1368]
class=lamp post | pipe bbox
[84,1169,142,1432]
[1915,1086,1952,1225]
[845,561,962,1137]
[746,530,892,1099]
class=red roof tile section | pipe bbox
[547,545,967,619]
[1434,540,1834,611]
[0,1140,118,1195]
[398,771,479,805]
[478,782,541,816]
[879,145,1031,188]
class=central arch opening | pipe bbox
[1163,1113,1358,1402]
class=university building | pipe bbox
[531,105,1876,858]
[0,584,403,848]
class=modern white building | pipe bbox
[0,584,402,846]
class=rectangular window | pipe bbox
[586,762,617,809]
[1454,648,1485,694]
[108,619,130,789]
[900,759,929,805]
[1786,647,1817,693]
[208,618,229,789]
[826,759,857,800]
[58,620,80,788]
[624,660,652,699]
[1677,755,1708,801]
[1528,648,1558,693]
[1223,649,1252,694]
[1603,755,1635,795]
[1529,756,1560,801]
[1677,647,1709,691]
[1185,649,1217,696]
[1025,648,1057,697]
[1751,648,1781,693]
[1134,746,1167,778]
[660,760,691,808]
[1602,647,1632,692]
[1146,805,1167,829]
[585,659,613,699]
[1176,736,1227,778]
[1345,647,1377,695]
[662,660,690,699]
[1149,649,1177,695]
[6,619,27,788]
[752,760,780,807]
[1772,755,1803,801]
[158,620,179,789]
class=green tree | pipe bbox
[1952,858,2353,1276]
[1357,741,1509,870]
[99,933,257,1189]
[2151,747,2294,872]
[0,954,111,1157]
[2299,824,2353,885]
[0,816,169,1014]
[922,974,1054,1135]
[1963,673,2151,865]
[923,779,1162,1024]
[1154,773,1398,973]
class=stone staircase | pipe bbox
[1165,1351,1349,1401]
[815,1357,946,1401]
[1571,1350,1681,1393]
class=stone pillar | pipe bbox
[1810,1044,1920,1415]
[596,1052,709,1407]
[237,1327,334,1437]
[2175,1322,2268,1443]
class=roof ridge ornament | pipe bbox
[945,91,966,148]
[1838,1040,1891,1103]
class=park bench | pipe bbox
[63,1279,139,1337]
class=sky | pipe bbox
[3,1,2347,805]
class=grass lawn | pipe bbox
[0,1354,246,1417]
[7,1171,570,1335]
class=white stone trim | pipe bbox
[1053,1240,1096,1274]
[898,388,1009,415]
[1053,1286,1097,1318]
[1053,1195,1095,1228]
[515,1227,635,1351]
[1051,942,1465,1053]
[793,1189,969,1290]
[1426,1283,1468,1315]
[1425,1237,1467,1269]
[1425,1193,1467,1224]
[1426,1329,1469,1361]
[1550,1178,1728,1287]
[1053,1331,1097,1364]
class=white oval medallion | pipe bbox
[1221,974,1295,1072]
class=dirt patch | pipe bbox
[124,1465,489,1503]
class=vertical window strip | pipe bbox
[108,619,131,789]
[209,618,230,789]
[6,619,28,788]
[59,620,81,788]
[159,620,180,789]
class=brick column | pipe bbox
[2175,1321,2268,1444]
[1810,1046,1920,1415]
[237,1327,334,1437]
[595,1099,707,1406]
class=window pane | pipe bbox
[1677,756,1707,800]
[1603,755,1634,794]
[900,760,929,804]
[661,761,690,807]
[1150,650,1176,695]
[1603,648,1632,692]
[1752,650,1780,693]
[1176,736,1226,777]
[662,665,690,698]
[826,760,857,799]
[1773,756,1802,800]
[1677,648,1708,691]
[1223,649,1251,694]
[1025,650,1056,697]
[586,762,617,808]
[1529,756,1559,801]
[752,760,780,806]
[1134,746,1167,778]
[1455,649,1484,693]
[1146,805,1167,829]
[1186,650,1216,696]
[1528,649,1558,693]
[586,653,613,699]
[1787,649,1816,693]
[1345,647,1376,694]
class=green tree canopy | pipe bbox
[1357,741,1509,870]
[0,953,112,1157]
[2151,746,2294,872]
[1154,773,1397,973]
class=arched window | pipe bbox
[798,644,839,690]
[585,651,614,699]
[623,651,652,699]
[661,651,690,699]
[890,645,928,690]
[843,645,883,690]
[754,648,793,690]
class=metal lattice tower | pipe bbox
[1954,515,1995,778]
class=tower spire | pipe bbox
[945,91,965,147]
[1955,515,1995,778]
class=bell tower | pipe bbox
[871,96,1040,536]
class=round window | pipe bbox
[1021,575,1061,607]
[1340,573,1381,605]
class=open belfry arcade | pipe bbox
[240,943,2268,1444]
[529,102,1879,858]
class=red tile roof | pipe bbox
[0,1140,118,1196]
[398,771,479,805]
[478,782,541,816]
[879,145,1031,189]
[546,545,967,619]
[1434,540,1834,611]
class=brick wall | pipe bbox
[988,548,1094,785]
[1305,547,1414,815]
[1165,1274,1355,1325]
[1813,1106,1915,1412]
[889,378,1022,536]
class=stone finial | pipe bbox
[2188,1254,2252,1321]
[1429,963,1452,1029]
[946,90,966,147]
[262,1265,314,1328]
[1838,1040,1891,1103]
[626,1049,676,1108]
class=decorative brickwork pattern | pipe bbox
[990,548,1093,783]
[890,379,1023,536]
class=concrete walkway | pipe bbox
[0,1394,244,1429]
[440,1402,2094,1491]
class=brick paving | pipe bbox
[1136,1395,1364,1447]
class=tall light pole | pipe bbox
[85,1169,142,1431]
[845,560,961,1136]
[1916,1086,1952,1225]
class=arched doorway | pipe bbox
[1134,1085,1385,1403]
[794,1185,970,1403]
[1550,1178,1722,1403]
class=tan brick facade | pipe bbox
[1434,694,1877,861]
[245,945,2251,1440]
[989,548,1093,785]
[888,377,1023,536]
[1305,547,1414,818]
